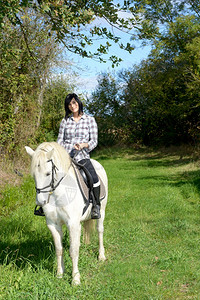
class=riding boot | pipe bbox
[34,206,45,216]
[91,185,101,219]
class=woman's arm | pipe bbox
[87,116,98,152]
[74,142,88,150]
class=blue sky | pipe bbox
[63,12,152,96]
[73,43,151,96]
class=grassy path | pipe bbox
[0,148,200,299]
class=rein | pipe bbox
[35,148,87,204]
[35,159,65,202]
[71,148,87,166]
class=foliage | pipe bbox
[89,12,200,146]
[87,72,129,146]
[2,1,196,65]
[1,148,200,298]
[38,75,76,142]
[0,1,135,65]
[0,16,36,154]
[0,9,69,156]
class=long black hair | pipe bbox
[64,93,83,119]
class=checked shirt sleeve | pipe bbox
[87,116,98,152]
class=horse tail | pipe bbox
[83,219,96,244]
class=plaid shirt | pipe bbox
[57,113,98,162]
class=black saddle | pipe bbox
[71,161,106,216]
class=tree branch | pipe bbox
[15,15,39,62]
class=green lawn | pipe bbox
[1,147,200,299]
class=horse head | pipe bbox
[25,142,70,206]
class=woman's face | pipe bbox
[68,98,79,114]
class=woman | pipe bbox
[35,93,100,218]
[57,93,101,219]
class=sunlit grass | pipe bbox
[1,147,200,299]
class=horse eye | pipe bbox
[46,172,51,176]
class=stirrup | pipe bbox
[91,205,101,219]
[34,206,45,217]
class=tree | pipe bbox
[121,14,200,145]
[39,75,77,142]
[0,9,63,155]
[87,72,130,146]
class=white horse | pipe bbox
[25,142,108,285]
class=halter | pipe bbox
[35,159,65,202]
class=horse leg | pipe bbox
[68,222,81,285]
[47,223,64,278]
[97,210,106,261]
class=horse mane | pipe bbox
[31,142,71,175]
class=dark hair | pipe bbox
[64,93,83,119]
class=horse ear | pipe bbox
[25,146,35,157]
[46,149,54,160]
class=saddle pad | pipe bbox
[72,164,106,202]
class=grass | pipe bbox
[1,146,200,299]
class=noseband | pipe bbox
[35,159,64,197]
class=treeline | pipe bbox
[1,1,200,159]
[87,15,200,146]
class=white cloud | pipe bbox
[76,75,98,96]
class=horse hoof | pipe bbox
[98,254,106,261]
[57,273,63,279]
[72,273,80,285]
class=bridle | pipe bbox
[35,148,87,203]
[35,159,65,202]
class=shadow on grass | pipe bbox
[135,157,193,167]
[94,145,200,166]
[0,216,71,272]
[173,169,200,196]
[138,166,200,199]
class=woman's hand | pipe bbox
[74,143,88,150]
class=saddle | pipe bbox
[72,161,106,215]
